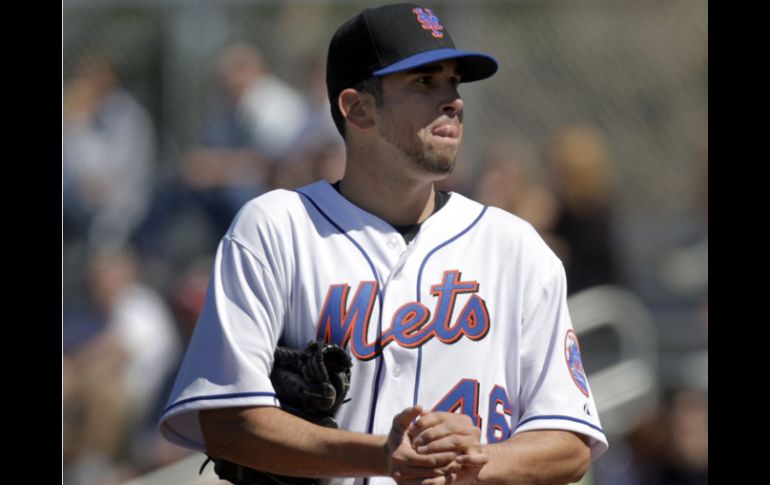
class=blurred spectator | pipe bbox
[116,258,215,476]
[545,125,622,294]
[271,138,346,190]
[472,137,559,234]
[662,389,708,484]
[181,39,311,193]
[63,245,182,485]
[133,40,313,266]
[592,388,707,485]
[63,53,155,246]
[168,257,212,345]
[220,40,310,160]
[271,50,345,189]
[656,138,708,301]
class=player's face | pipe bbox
[375,60,463,176]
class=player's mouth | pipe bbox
[430,124,460,140]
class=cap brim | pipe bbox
[372,48,498,82]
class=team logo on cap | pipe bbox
[412,7,444,38]
[565,330,590,397]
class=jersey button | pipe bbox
[386,236,399,249]
[392,366,401,377]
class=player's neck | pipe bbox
[338,157,436,227]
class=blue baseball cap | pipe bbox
[326,3,498,107]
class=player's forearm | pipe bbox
[474,431,591,485]
[200,406,389,478]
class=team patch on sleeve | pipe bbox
[565,329,590,397]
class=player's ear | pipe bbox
[339,88,375,132]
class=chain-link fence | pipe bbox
[64,0,708,368]
[63,0,707,219]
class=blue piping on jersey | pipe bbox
[296,192,385,299]
[162,392,277,415]
[413,206,489,406]
[515,415,605,435]
[296,191,387,438]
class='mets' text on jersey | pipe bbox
[317,269,490,360]
[158,181,608,485]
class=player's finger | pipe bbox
[414,434,480,454]
[401,449,458,468]
[408,411,455,435]
[393,405,424,434]
[392,468,441,481]
[408,411,442,434]
[454,452,489,467]
[408,412,474,441]
[413,421,481,450]
[411,422,474,448]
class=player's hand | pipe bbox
[408,411,484,455]
[387,406,462,483]
[406,411,489,485]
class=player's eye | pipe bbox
[415,76,433,86]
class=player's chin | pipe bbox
[416,154,455,176]
[423,146,459,171]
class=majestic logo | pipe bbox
[317,270,489,360]
[565,329,590,397]
[412,7,445,38]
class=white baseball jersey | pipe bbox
[159,180,609,484]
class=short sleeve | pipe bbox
[515,263,609,461]
[158,235,285,450]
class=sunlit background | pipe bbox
[63,1,707,484]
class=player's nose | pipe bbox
[440,92,463,117]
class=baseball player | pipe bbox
[159,3,609,484]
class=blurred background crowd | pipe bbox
[62,1,707,484]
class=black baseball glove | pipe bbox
[201,340,353,485]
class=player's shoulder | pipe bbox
[229,187,301,225]
[482,204,540,234]
[455,195,550,247]
[224,185,315,245]
[454,195,562,269]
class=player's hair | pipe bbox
[331,76,384,139]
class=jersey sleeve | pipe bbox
[158,234,285,450]
[514,262,609,461]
